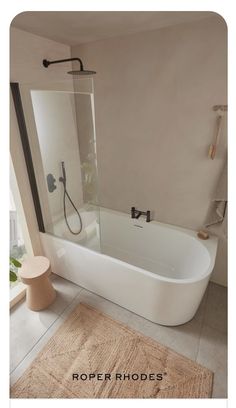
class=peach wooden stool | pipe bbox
[19,256,56,311]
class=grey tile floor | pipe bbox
[10,274,227,398]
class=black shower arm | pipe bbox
[42,58,84,70]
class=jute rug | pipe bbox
[11,303,213,398]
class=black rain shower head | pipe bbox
[67,69,96,76]
[42,57,96,76]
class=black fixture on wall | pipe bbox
[10,82,45,233]
[42,57,96,75]
[131,207,151,222]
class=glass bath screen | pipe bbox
[30,86,100,251]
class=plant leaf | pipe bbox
[10,271,18,282]
[10,258,22,268]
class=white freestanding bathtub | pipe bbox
[40,208,218,326]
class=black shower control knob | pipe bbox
[46,173,57,193]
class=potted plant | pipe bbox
[10,257,21,282]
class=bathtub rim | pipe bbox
[99,207,218,254]
[40,210,218,285]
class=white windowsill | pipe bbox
[10,282,26,309]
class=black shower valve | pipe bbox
[47,173,57,193]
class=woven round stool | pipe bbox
[19,256,56,311]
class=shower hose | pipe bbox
[59,163,83,235]
[62,186,83,235]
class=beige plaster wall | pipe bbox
[10,27,71,83]
[72,16,227,286]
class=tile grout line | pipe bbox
[195,285,210,362]
[51,286,84,319]
[198,283,227,335]
[10,287,84,376]
[10,313,62,376]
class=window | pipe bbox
[10,157,33,306]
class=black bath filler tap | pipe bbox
[131,207,151,222]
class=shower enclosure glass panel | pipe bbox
[20,81,100,252]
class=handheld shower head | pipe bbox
[59,161,66,184]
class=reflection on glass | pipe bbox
[30,89,100,252]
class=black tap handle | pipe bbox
[146,210,151,222]
[131,207,136,218]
